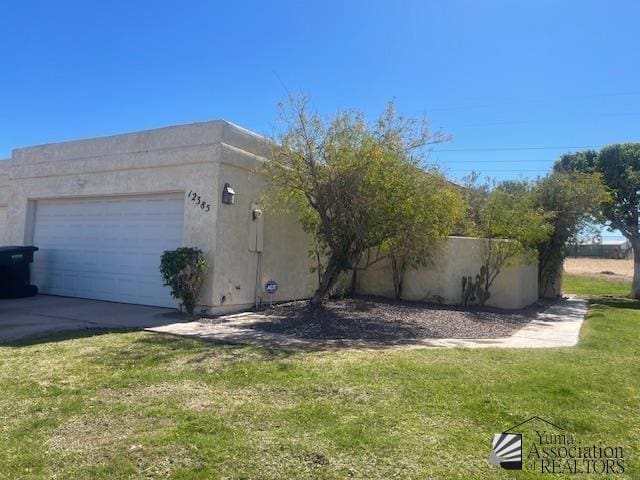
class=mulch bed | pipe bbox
[246,295,551,341]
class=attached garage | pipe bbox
[31,193,184,307]
[0,120,318,313]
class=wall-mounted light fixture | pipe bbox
[222,183,236,204]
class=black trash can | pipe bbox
[0,246,39,299]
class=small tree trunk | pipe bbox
[539,259,563,298]
[348,268,358,297]
[310,256,341,307]
[391,256,405,300]
[632,246,640,299]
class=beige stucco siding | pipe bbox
[211,159,263,308]
[1,120,316,311]
[0,160,13,245]
[5,151,220,306]
[11,121,269,165]
[2,120,538,312]
[357,236,538,309]
[260,209,318,303]
[212,151,317,312]
[0,205,7,245]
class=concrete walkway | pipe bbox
[424,297,587,348]
[147,297,588,350]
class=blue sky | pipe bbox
[1,0,638,191]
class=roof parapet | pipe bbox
[11,119,273,164]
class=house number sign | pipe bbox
[187,190,211,212]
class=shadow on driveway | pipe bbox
[0,294,188,345]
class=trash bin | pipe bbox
[0,246,39,298]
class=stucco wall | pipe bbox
[4,146,221,306]
[0,160,10,245]
[1,121,537,312]
[357,236,538,309]
[211,148,317,313]
[0,120,316,311]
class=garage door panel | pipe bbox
[32,194,184,307]
[37,272,79,297]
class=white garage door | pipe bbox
[32,193,184,307]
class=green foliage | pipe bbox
[383,171,467,299]
[478,185,551,248]
[459,172,491,235]
[555,145,640,241]
[464,171,609,301]
[265,95,458,305]
[159,247,207,315]
[532,172,609,297]
[555,149,599,174]
[563,273,631,297]
[462,178,552,305]
[555,143,640,297]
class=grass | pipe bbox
[1,275,639,479]
[564,273,631,297]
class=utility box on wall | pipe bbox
[249,201,264,252]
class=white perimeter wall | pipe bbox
[357,236,538,310]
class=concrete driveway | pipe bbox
[0,295,180,343]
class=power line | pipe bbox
[438,111,640,130]
[415,92,640,113]
[442,168,546,173]
[430,159,555,163]
[433,145,605,153]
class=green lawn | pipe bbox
[564,273,631,297]
[1,277,639,479]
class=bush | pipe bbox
[159,247,207,315]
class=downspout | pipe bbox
[252,205,263,309]
[254,250,262,310]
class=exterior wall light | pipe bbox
[222,183,236,204]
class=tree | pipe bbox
[532,171,608,297]
[462,180,552,306]
[383,173,466,299]
[555,144,640,298]
[265,95,452,307]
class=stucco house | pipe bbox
[0,121,318,313]
[0,120,538,312]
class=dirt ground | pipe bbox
[564,257,634,279]
[247,296,550,341]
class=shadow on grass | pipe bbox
[1,295,575,355]
[588,297,640,310]
[128,332,317,360]
[0,323,431,358]
[129,329,442,359]
[0,327,140,347]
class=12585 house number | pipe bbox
[187,190,211,211]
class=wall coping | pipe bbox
[11,120,273,165]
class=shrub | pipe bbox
[159,247,207,315]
